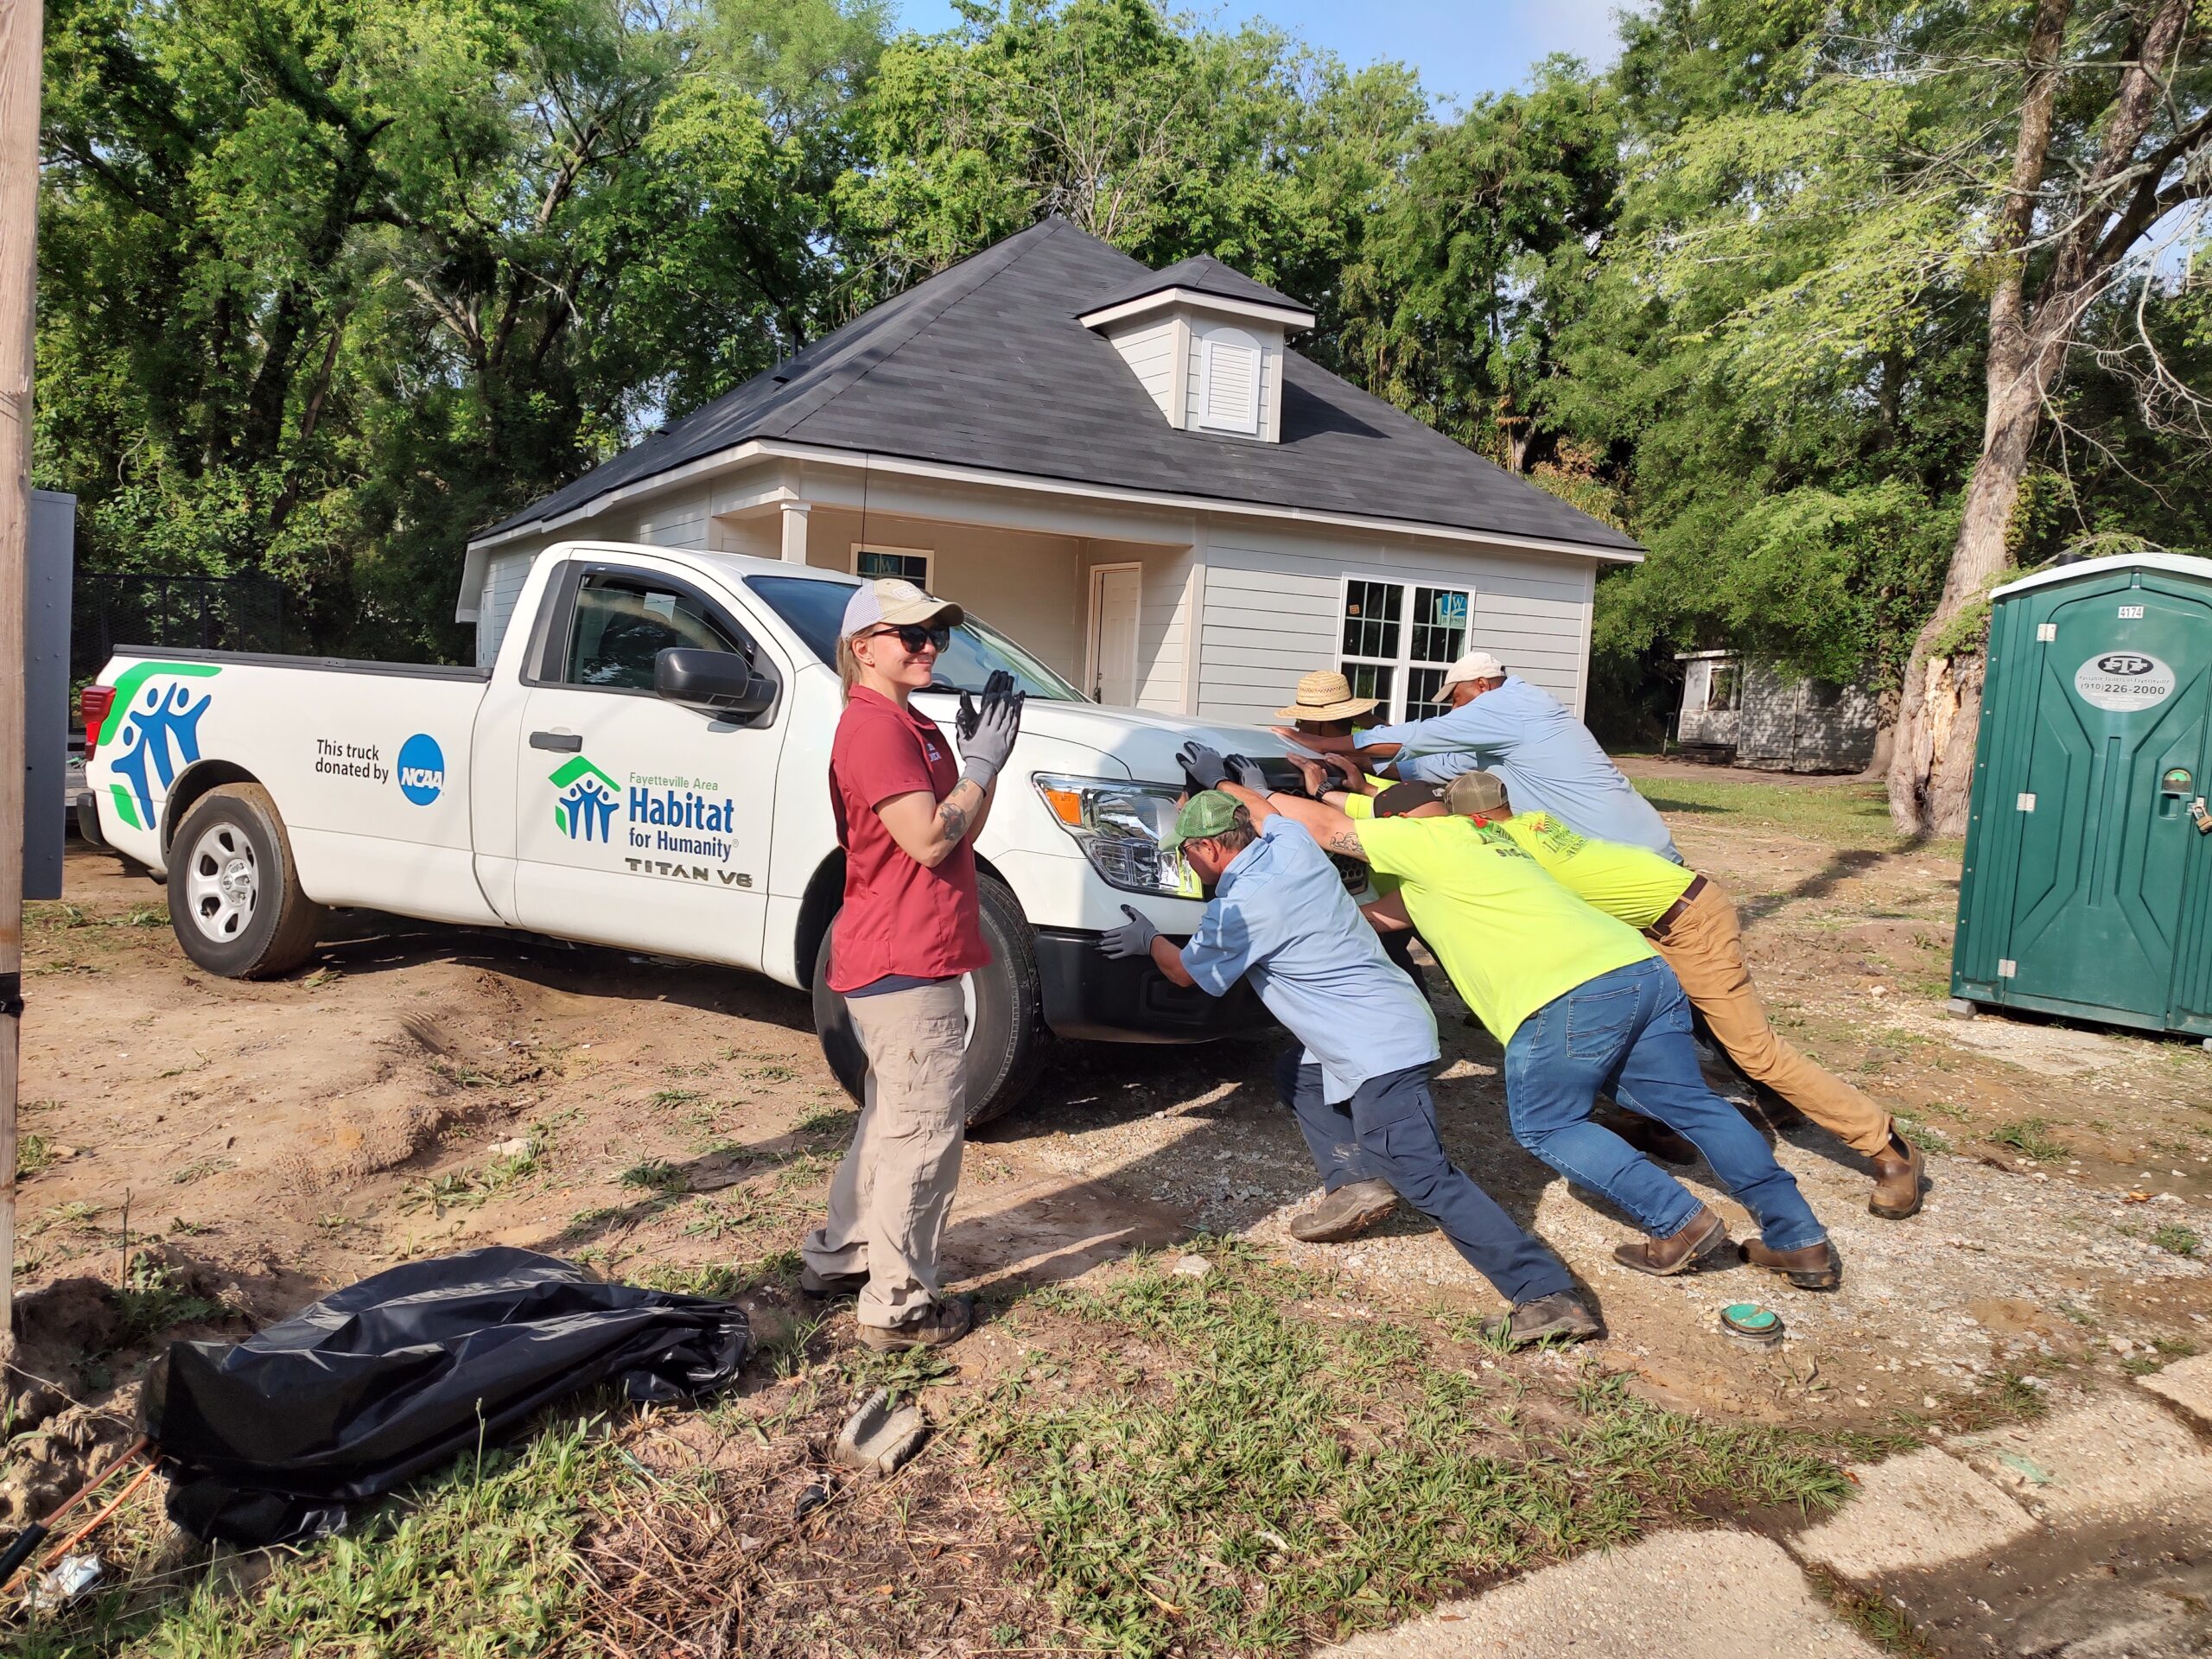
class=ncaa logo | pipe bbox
[397,733,445,805]
[2096,653,2155,676]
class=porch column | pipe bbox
[779,500,811,565]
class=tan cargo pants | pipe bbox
[1648,879,1894,1157]
[801,980,969,1331]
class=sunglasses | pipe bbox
[865,623,950,653]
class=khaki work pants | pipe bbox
[1647,880,1894,1157]
[801,980,968,1330]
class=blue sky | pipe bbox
[890,1,1634,109]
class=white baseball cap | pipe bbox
[840,577,963,640]
[1440,649,1506,689]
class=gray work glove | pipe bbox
[1098,904,1160,959]
[1176,740,1230,791]
[1224,753,1270,793]
[957,670,1024,789]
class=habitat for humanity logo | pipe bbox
[550,754,621,841]
[101,662,220,831]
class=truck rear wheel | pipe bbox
[811,874,1046,1128]
[167,784,327,978]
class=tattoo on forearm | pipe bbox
[1325,826,1364,857]
[934,779,982,843]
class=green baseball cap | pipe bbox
[1161,789,1242,855]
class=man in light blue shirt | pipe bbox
[1096,749,1597,1348]
[1280,650,1680,861]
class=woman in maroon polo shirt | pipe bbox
[798,577,1024,1351]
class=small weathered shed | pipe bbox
[1673,652,1878,773]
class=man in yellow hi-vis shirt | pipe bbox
[1333,767,1923,1221]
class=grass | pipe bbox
[1630,775,1933,854]
[2152,1224,2201,1257]
[976,1246,1853,1656]
[16,1129,58,1178]
[617,1158,687,1195]
[1891,1113,1952,1154]
[1988,1116,2068,1163]
[23,1419,630,1658]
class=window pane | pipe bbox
[856,549,930,584]
[1406,666,1453,721]
[1342,663,1394,707]
[566,576,741,690]
[1408,587,1468,664]
[1341,581,1403,664]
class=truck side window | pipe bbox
[563,575,743,690]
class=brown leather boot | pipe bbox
[1611,1205,1731,1276]
[1288,1179,1399,1243]
[1868,1131,1924,1220]
[1742,1236,1842,1290]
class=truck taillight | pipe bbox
[80,685,115,760]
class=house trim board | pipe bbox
[463,437,1647,570]
[1076,287,1315,333]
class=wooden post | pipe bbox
[0,0,46,1386]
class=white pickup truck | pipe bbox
[78,541,1311,1123]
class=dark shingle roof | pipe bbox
[475,220,1642,555]
[1077,253,1312,319]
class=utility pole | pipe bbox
[0,0,45,1385]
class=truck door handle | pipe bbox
[529,730,582,753]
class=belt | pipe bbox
[1645,874,1709,938]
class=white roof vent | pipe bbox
[1198,330,1262,435]
[1080,257,1309,444]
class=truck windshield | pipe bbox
[745,574,1084,701]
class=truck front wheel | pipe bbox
[167,784,327,978]
[811,874,1046,1128]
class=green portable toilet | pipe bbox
[1951,552,2212,1042]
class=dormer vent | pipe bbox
[1079,256,1313,445]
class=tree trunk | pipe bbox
[1886,0,2073,836]
[1885,372,2044,835]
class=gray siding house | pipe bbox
[461,219,1643,723]
[1675,651,1881,773]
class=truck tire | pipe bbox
[811,874,1047,1128]
[167,784,327,978]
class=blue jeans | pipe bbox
[1279,1053,1573,1306]
[1503,959,1827,1252]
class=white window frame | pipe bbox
[849,543,935,588]
[1336,575,1474,724]
[1195,327,1262,435]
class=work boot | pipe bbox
[859,1296,974,1351]
[1611,1205,1732,1277]
[1868,1131,1925,1220]
[1600,1109,1699,1167]
[1741,1236,1843,1290]
[1287,1179,1399,1243]
[800,1265,869,1300]
[1484,1292,1603,1349]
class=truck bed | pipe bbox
[106,645,490,682]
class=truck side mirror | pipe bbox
[655,647,778,721]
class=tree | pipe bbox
[1881,0,2212,835]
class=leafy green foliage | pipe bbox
[35,0,2212,702]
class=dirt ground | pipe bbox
[10,771,2212,1522]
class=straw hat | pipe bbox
[1274,670,1380,722]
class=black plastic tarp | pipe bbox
[142,1246,749,1545]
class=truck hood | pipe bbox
[910,695,1292,786]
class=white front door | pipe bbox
[511,559,790,969]
[1088,563,1142,706]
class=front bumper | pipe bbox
[1034,927,1276,1045]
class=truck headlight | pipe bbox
[1032,773,1198,898]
